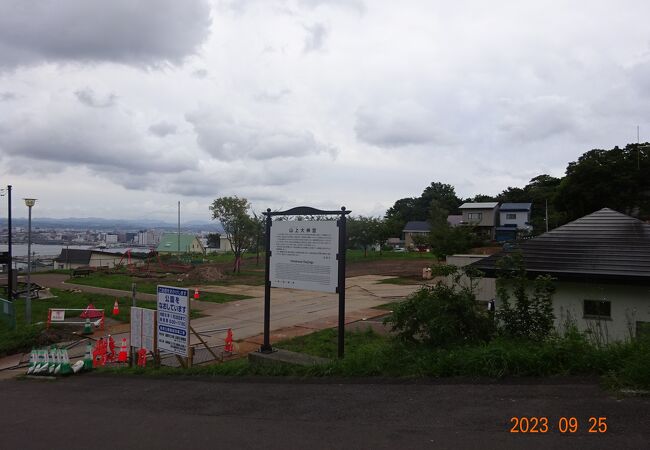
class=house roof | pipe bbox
[54,249,92,265]
[403,221,430,232]
[459,202,499,209]
[500,202,532,212]
[54,249,142,264]
[156,233,203,252]
[469,208,650,283]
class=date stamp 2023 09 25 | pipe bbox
[509,416,608,434]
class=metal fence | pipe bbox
[0,297,16,330]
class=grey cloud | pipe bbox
[355,103,450,148]
[627,58,650,96]
[299,0,365,14]
[75,88,117,108]
[0,92,16,101]
[498,96,584,142]
[303,23,328,53]
[0,110,196,175]
[0,0,212,69]
[186,110,335,161]
[254,88,291,103]
[192,69,209,79]
[149,122,178,137]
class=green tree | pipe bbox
[209,196,256,273]
[347,216,383,256]
[428,199,476,259]
[495,253,556,341]
[386,266,494,346]
[418,182,462,215]
[384,197,418,237]
[555,144,650,222]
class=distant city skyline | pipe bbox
[2,1,650,221]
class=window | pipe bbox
[506,213,516,220]
[583,300,611,319]
[468,212,482,221]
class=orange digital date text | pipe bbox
[509,416,607,433]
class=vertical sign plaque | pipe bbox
[156,285,189,357]
[270,220,338,293]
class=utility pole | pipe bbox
[177,201,181,258]
[636,125,641,170]
[545,199,549,233]
[7,185,12,299]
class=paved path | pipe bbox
[1,375,648,449]
[28,273,421,351]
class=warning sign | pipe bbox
[156,285,189,356]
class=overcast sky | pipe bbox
[1,0,650,222]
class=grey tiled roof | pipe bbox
[403,221,430,232]
[469,208,650,282]
[499,203,532,211]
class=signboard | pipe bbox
[50,310,65,322]
[156,285,189,356]
[269,220,339,293]
[131,307,157,351]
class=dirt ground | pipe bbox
[181,255,441,284]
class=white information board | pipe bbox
[269,220,339,293]
[131,307,157,352]
[156,285,190,356]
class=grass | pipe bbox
[99,328,650,391]
[66,272,253,303]
[374,301,403,311]
[0,288,200,356]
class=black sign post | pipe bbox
[260,206,350,358]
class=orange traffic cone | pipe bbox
[112,299,119,316]
[117,338,128,362]
[224,328,234,353]
[193,288,199,300]
[137,348,147,367]
[93,337,107,367]
[107,335,116,362]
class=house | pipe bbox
[496,202,532,242]
[469,208,650,342]
[53,249,145,270]
[402,221,430,248]
[459,202,499,239]
[201,235,233,253]
[156,233,205,255]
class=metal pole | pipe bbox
[338,207,347,358]
[25,204,32,324]
[131,282,137,307]
[7,185,12,300]
[545,199,549,233]
[261,209,272,353]
[177,201,181,258]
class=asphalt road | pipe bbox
[2,376,648,449]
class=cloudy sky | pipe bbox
[1,0,650,222]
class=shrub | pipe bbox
[385,275,494,347]
[496,253,555,341]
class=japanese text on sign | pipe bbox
[156,285,189,357]
[269,220,339,293]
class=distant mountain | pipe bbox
[1,217,223,232]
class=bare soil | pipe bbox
[346,257,438,278]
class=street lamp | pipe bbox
[23,198,36,325]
